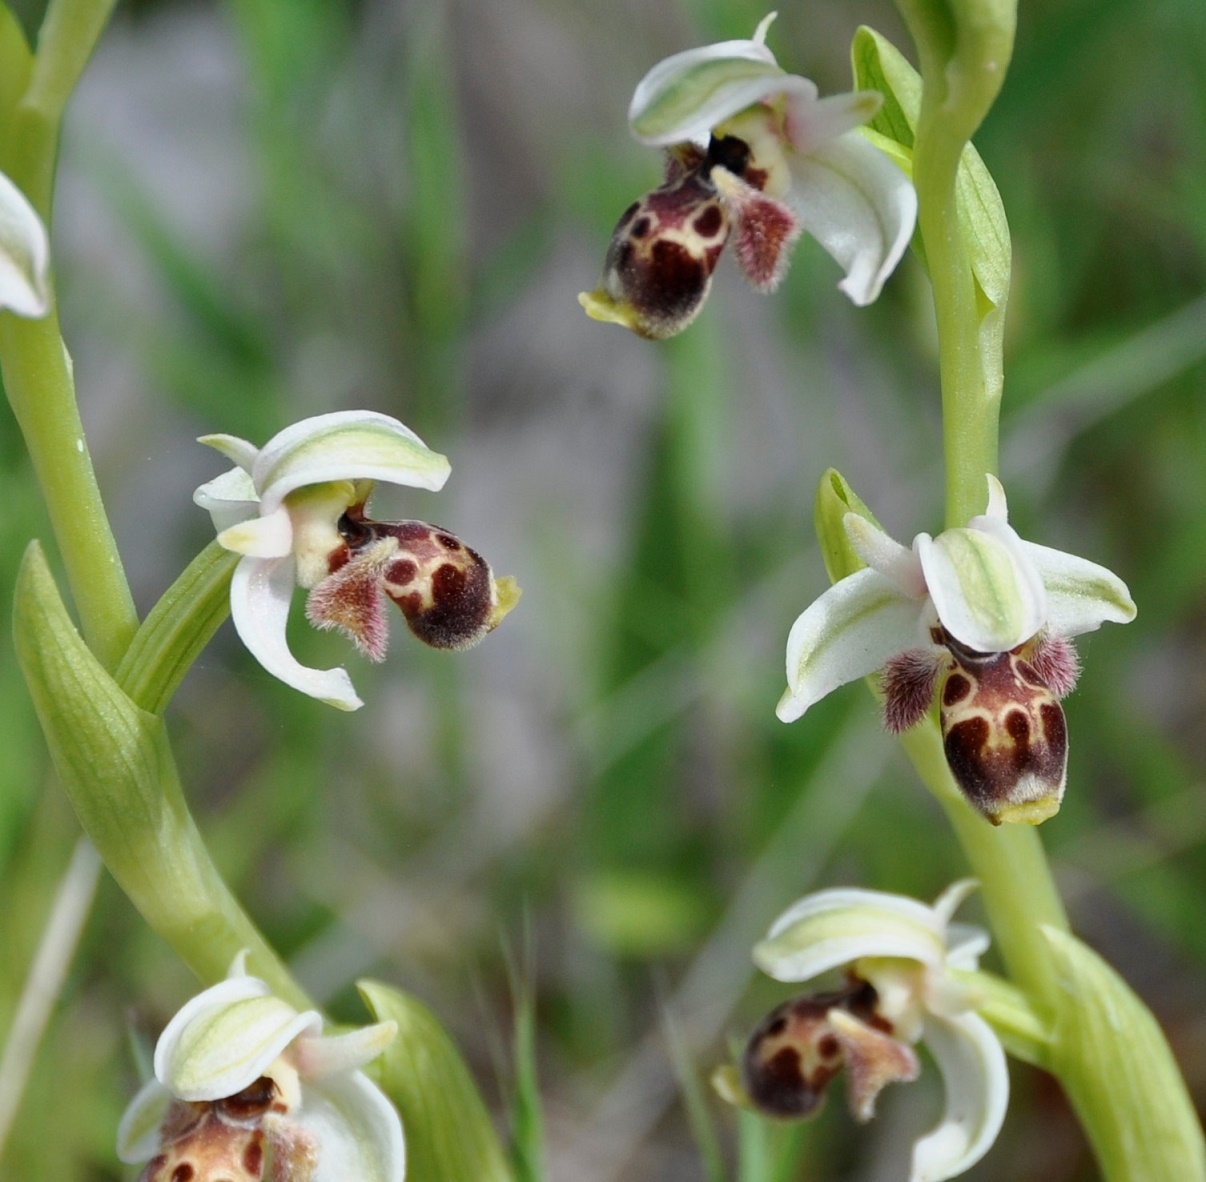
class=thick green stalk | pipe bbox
[891,0,1070,1008]
[0,313,137,670]
[1,0,134,670]
[891,2,1204,1175]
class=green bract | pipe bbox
[359,981,512,1182]
[1043,929,1206,1182]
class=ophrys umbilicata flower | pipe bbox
[778,475,1135,823]
[194,410,519,711]
[116,954,403,1181]
[579,14,916,338]
[727,881,1006,1182]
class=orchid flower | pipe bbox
[195,410,518,711]
[778,475,1135,823]
[578,13,916,338]
[735,881,1006,1182]
[116,954,403,1181]
[0,168,51,317]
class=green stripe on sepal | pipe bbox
[358,981,514,1182]
[1043,926,1206,1182]
[813,468,883,585]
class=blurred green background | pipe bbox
[1,0,1204,1177]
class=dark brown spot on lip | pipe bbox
[436,532,462,551]
[942,672,973,706]
[387,557,418,586]
[630,215,651,239]
[944,715,993,805]
[242,1134,265,1176]
[692,204,723,237]
[1004,709,1030,744]
[170,1164,196,1182]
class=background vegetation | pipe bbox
[0,0,1203,1176]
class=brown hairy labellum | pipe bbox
[939,635,1070,825]
[138,1077,304,1182]
[305,508,498,660]
[592,134,800,338]
[741,979,917,1121]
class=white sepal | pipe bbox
[300,1069,406,1182]
[154,974,322,1101]
[628,37,796,146]
[194,466,260,533]
[115,1078,173,1163]
[754,886,949,982]
[294,1022,399,1079]
[230,556,363,711]
[785,129,918,306]
[916,523,1047,652]
[1018,539,1137,637]
[778,567,923,722]
[909,1012,1009,1182]
[199,432,260,473]
[252,410,449,515]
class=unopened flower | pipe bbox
[116,954,403,1181]
[579,14,916,338]
[731,881,1006,1182]
[195,410,519,711]
[778,475,1135,823]
[0,168,50,317]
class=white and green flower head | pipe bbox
[116,954,403,1181]
[578,13,917,338]
[0,168,51,317]
[195,410,520,711]
[778,475,1136,823]
[728,881,1005,1182]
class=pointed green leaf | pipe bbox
[813,468,882,584]
[1043,927,1205,1182]
[358,981,513,1182]
[851,26,1010,310]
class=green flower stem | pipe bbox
[0,313,137,671]
[1,0,133,671]
[894,0,1015,526]
[892,2,1204,1174]
[891,0,1070,1006]
[899,726,1066,1002]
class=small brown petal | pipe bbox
[827,1008,920,1122]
